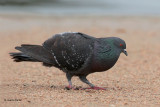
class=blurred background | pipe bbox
[0,0,160,16]
[1,0,160,107]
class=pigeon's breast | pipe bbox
[91,50,120,72]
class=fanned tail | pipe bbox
[10,52,39,62]
[9,44,55,67]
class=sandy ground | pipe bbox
[0,15,160,107]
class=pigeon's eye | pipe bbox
[120,44,123,47]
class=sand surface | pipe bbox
[0,16,160,107]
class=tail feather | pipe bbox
[10,44,55,66]
[10,52,38,62]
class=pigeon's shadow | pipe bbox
[1,83,110,94]
[1,83,62,93]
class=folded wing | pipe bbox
[43,32,95,71]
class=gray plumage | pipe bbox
[10,32,127,90]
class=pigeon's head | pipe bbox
[112,37,128,56]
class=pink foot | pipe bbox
[83,86,106,90]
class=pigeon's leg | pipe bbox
[65,73,74,90]
[79,75,94,87]
[79,75,106,90]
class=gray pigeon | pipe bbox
[10,32,127,90]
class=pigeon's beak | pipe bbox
[122,49,128,56]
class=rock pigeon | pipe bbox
[10,32,127,90]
